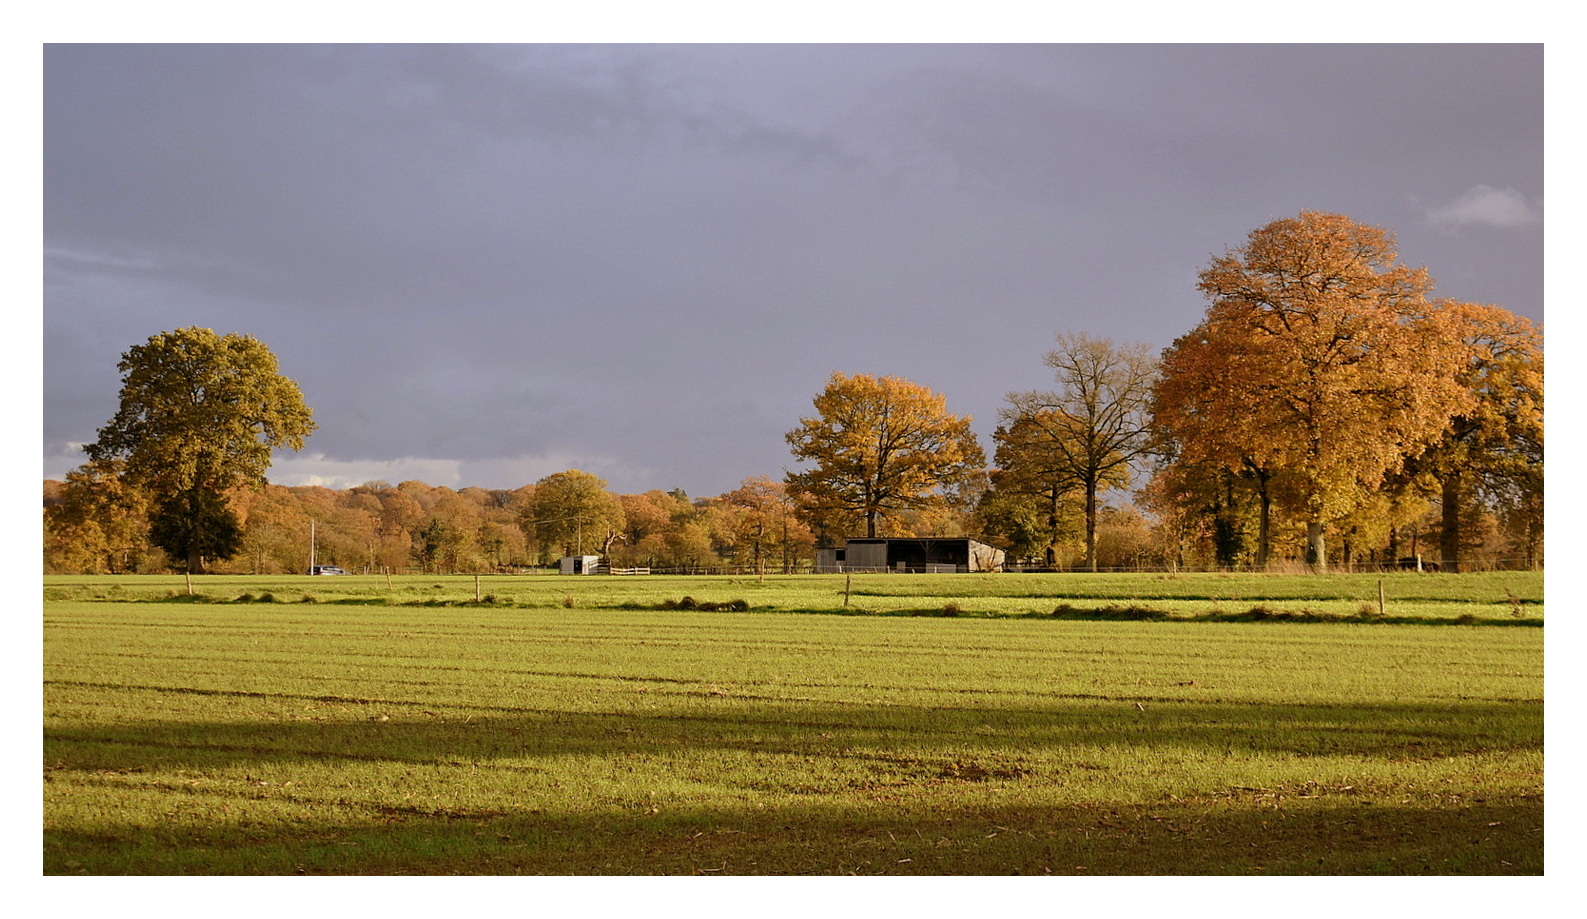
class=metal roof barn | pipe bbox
[815,538,1004,573]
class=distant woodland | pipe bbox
[45,473,824,576]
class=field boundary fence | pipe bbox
[395,557,1542,577]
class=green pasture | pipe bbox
[43,572,1543,875]
[43,569,1544,622]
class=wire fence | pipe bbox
[385,557,1542,577]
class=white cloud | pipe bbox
[264,454,465,490]
[43,442,88,480]
[266,452,656,492]
[43,247,160,271]
[1426,185,1540,232]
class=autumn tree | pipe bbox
[1156,212,1471,571]
[1002,333,1157,571]
[611,490,688,567]
[525,470,625,558]
[721,476,814,576]
[44,460,155,573]
[233,485,313,574]
[429,489,487,571]
[1410,302,1544,571]
[662,518,719,572]
[351,481,433,571]
[785,373,985,540]
[1092,504,1160,571]
[1140,455,1258,569]
[84,327,316,573]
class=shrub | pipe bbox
[657,597,750,612]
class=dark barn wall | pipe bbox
[817,539,1005,572]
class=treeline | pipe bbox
[43,473,820,575]
[44,213,1542,575]
[39,469,1178,575]
[40,458,1534,575]
[772,212,1542,574]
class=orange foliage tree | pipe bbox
[1155,212,1472,570]
[44,460,155,573]
[1410,302,1543,571]
[720,477,815,576]
[785,372,985,541]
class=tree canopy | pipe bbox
[83,327,316,572]
[1155,212,1475,570]
[1410,301,1544,571]
[785,372,985,540]
[525,470,626,557]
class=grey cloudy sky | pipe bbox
[42,43,1544,497]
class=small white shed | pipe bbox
[559,555,602,575]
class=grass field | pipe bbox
[42,571,1543,875]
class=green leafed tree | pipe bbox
[985,412,1089,566]
[525,470,626,558]
[148,488,244,568]
[84,327,316,573]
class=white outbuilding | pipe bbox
[559,555,602,575]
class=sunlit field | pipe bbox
[43,572,1543,875]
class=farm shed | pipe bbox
[815,538,1005,573]
[559,555,601,575]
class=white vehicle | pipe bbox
[309,565,347,575]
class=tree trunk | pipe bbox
[1440,470,1463,573]
[187,546,206,575]
[1256,485,1272,570]
[1246,463,1272,570]
[1045,488,1060,567]
[1083,480,1099,572]
[1306,521,1327,573]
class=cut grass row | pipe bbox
[43,578,1543,875]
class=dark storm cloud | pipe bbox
[43,44,1543,495]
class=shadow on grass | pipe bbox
[44,784,1541,876]
[44,689,1542,763]
[44,690,1542,875]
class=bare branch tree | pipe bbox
[1003,332,1157,571]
